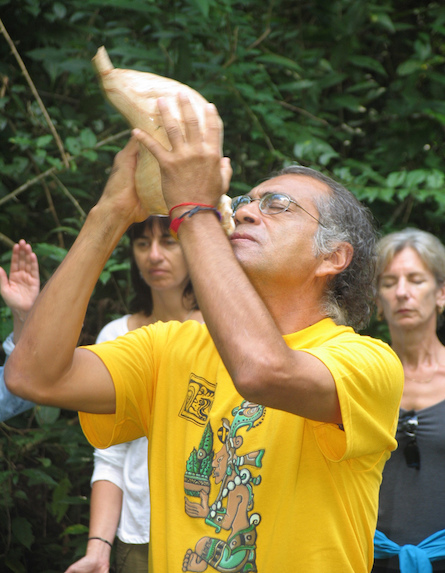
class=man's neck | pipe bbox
[257,285,327,335]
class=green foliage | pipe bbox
[0,409,93,571]
[0,0,444,568]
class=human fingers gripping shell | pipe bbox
[105,138,138,192]
[155,96,231,224]
[108,137,139,178]
[205,103,224,145]
[101,137,150,224]
[156,96,189,147]
[133,119,222,219]
[93,46,234,234]
[156,95,221,156]
[176,92,203,143]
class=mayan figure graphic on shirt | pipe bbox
[182,400,266,572]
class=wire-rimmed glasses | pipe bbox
[231,193,325,227]
[399,411,420,469]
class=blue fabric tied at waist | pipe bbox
[374,529,445,573]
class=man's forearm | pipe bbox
[5,205,127,402]
[5,138,145,409]
[176,212,341,423]
[178,213,289,391]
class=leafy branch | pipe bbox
[0,129,131,208]
[0,18,70,168]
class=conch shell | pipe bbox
[92,46,234,234]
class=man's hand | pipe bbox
[0,240,40,321]
[133,93,232,212]
[97,136,149,225]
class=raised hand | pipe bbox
[97,136,150,225]
[133,93,231,212]
[0,239,40,324]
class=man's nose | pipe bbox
[233,202,260,225]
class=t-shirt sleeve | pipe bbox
[304,336,403,464]
[79,324,161,449]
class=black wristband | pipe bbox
[88,536,113,548]
[170,205,222,240]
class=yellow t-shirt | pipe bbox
[79,318,403,573]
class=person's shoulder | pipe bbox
[285,318,354,347]
[333,328,403,379]
[290,319,400,362]
[331,324,399,360]
[96,315,130,343]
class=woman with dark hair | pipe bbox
[126,216,197,320]
[66,216,202,573]
[373,228,445,572]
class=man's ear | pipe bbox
[315,242,354,278]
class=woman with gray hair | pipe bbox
[373,227,445,572]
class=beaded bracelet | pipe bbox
[169,205,221,240]
[88,536,113,549]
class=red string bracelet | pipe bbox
[168,202,215,219]
[170,205,221,240]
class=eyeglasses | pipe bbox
[231,193,325,227]
[398,411,420,469]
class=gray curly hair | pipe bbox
[273,165,377,331]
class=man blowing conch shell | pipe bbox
[6,84,403,572]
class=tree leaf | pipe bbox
[348,55,387,76]
[387,171,406,188]
[397,59,423,76]
[12,518,35,549]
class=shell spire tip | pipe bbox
[92,46,114,74]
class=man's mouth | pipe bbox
[229,232,255,242]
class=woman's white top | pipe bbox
[91,315,150,544]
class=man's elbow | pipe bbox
[231,364,276,404]
[5,355,37,402]
[5,360,22,396]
